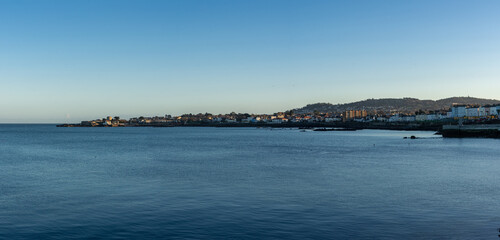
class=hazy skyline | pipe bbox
[1,0,499,123]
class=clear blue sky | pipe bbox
[1,0,499,123]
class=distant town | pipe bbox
[59,103,500,130]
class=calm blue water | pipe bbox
[1,125,499,239]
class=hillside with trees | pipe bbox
[292,97,500,114]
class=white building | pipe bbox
[426,114,439,121]
[403,116,416,122]
[466,108,479,117]
[451,105,467,118]
[416,115,427,122]
[212,117,223,122]
[269,118,288,124]
[489,106,499,115]
[325,117,341,122]
[388,115,403,122]
[377,117,388,122]
[480,107,487,117]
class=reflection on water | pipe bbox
[0,125,499,239]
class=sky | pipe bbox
[1,0,499,123]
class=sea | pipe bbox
[0,124,499,239]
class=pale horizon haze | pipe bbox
[1,0,499,123]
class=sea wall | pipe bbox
[441,124,500,138]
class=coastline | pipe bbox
[57,121,442,131]
[55,122,500,138]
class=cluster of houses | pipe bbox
[79,104,500,127]
[385,105,500,123]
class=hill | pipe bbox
[292,97,500,114]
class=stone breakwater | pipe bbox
[441,124,500,138]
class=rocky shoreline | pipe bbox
[57,122,500,138]
[57,121,443,131]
